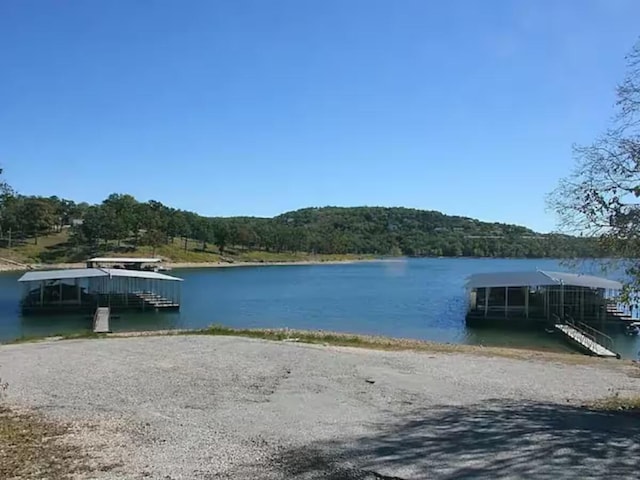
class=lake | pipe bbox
[2,258,640,358]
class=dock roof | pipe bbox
[466,270,622,290]
[87,257,163,264]
[18,268,183,283]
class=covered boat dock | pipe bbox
[465,270,622,326]
[18,268,183,314]
[465,270,623,358]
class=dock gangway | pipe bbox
[553,314,618,358]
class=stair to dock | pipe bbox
[93,307,111,333]
[133,291,179,309]
[554,316,618,358]
[606,304,635,321]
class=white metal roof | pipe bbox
[101,268,182,281]
[18,268,183,283]
[466,270,622,290]
[87,257,163,263]
[18,268,106,282]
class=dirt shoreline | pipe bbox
[0,257,391,272]
[2,335,639,479]
[7,326,631,366]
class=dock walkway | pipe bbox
[554,323,617,358]
[93,307,111,333]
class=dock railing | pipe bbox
[559,314,615,354]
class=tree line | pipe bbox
[0,174,603,258]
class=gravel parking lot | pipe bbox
[2,335,640,479]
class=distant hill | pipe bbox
[265,206,597,258]
[0,193,602,262]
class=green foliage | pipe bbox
[549,39,640,287]
[0,167,606,261]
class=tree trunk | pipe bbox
[184,237,188,252]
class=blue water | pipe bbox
[2,258,640,358]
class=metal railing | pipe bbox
[556,314,615,353]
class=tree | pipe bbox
[102,194,139,246]
[212,221,230,254]
[549,39,640,292]
[20,197,56,244]
[81,206,108,246]
[192,217,212,251]
[142,229,165,257]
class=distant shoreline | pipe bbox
[0,257,395,273]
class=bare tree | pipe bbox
[548,39,640,293]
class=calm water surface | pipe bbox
[2,258,639,358]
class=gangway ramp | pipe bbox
[93,307,111,333]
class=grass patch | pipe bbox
[587,393,640,412]
[135,242,223,263]
[176,325,615,364]
[0,230,76,264]
[232,251,374,263]
[5,325,624,366]
[0,407,92,479]
[0,231,377,265]
[5,331,106,345]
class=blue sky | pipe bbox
[1,0,638,232]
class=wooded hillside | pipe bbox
[0,177,602,261]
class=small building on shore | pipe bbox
[465,270,623,328]
[18,267,183,315]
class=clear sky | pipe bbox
[1,1,639,232]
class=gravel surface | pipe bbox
[1,335,640,479]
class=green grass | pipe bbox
[0,232,376,265]
[6,331,106,345]
[6,324,622,366]
[587,393,640,412]
[232,250,374,263]
[0,407,99,479]
[135,241,224,262]
[0,230,77,264]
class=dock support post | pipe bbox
[76,278,81,305]
[484,288,489,317]
[505,287,508,318]
[545,288,549,320]
[525,287,529,319]
[40,281,44,306]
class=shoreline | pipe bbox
[3,333,639,479]
[4,325,629,366]
[0,257,394,273]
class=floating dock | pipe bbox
[18,267,183,315]
[93,307,111,333]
